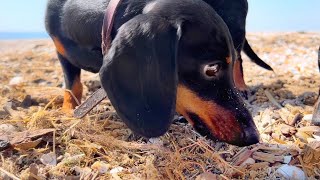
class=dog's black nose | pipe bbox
[243,126,260,145]
[228,124,259,147]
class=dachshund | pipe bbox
[45,0,259,146]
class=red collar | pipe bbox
[101,0,123,55]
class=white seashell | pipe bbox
[276,164,305,180]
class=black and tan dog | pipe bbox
[45,0,260,146]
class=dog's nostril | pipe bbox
[243,127,260,145]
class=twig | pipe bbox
[0,167,20,180]
[44,95,60,110]
[62,120,81,136]
[220,174,231,180]
[264,90,283,109]
[195,140,244,175]
[261,119,281,134]
[165,166,175,180]
[178,143,197,152]
[53,130,56,154]
[184,161,206,173]
[29,173,42,180]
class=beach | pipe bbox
[0,32,320,179]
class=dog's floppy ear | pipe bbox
[99,14,181,137]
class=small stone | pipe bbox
[74,166,92,177]
[0,124,17,135]
[91,161,110,174]
[313,134,320,141]
[40,152,57,166]
[240,158,255,166]
[5,99,20,110]
[303,114,313,121]
[195,172,218,180]
[110,166,124,174]
[84,75,101,92]
[9,76,24,86]
[148,138,163,146]
[276,165,305,180]
[0,138,11,151]
[283,156,292,164]
[21,95,32,108]
[0,110,9,119]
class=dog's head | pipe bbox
[99,0,259,146]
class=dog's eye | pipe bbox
[203,63,220,77]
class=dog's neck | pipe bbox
[101,0,123,55]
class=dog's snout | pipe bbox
[176,84,260,146]
[235,125,260,146]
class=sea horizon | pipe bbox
[0,32,50,40]
[1,31,319,41]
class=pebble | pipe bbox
[283,156,292,164]
[84,74,101,92]
[110,166,124,174]
[9,76,24,86]
[276,165,305,180]
[313,134,320,141]
[195,172,218,180]
[303,114,313,121]
[0,110,9,119]
[0,124,17,134]
[74,166,92,176]
[21,95,32,108]
[0,137,11,151]
[240,158,255,166]
[40,152,57,166]
[91,161,110,174]
[148,138,163,146]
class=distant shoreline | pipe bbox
[1,31,319,41]
[0,32,49,40]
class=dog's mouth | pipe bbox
[176,84,259,146]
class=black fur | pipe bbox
[45,0,259,146]
[100,14,179,137]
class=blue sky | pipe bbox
[0,0,319,33]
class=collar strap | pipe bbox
[101,0,123,55]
